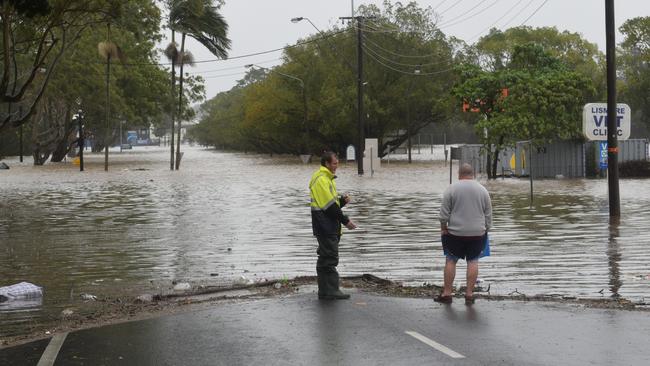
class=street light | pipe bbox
[291,17,325,35]
[406,66,421,164]
[75,97,84,172]
[245,64,309,160]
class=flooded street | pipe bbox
[1,146,649,337]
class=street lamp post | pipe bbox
[75,97,84,171]
[406,66,421,164]
[245,64,309,159]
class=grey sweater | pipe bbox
[439,179,492,236]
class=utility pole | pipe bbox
[605,0,620,217]
[340,15,372,176]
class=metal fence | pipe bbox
[457,139,649,178]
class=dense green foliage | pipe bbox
[165,0,230,170]
[3,1,650,168]
[453,42,596,177]
[619,17,650,136]
[0,0,207,162]
[190,1,460,156]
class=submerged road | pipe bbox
[2,292,649,365]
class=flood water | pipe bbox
[1,146,649,337]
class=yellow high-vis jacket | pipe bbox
[309,166,349,236]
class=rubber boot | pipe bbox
[317,272,328,298]
[318,271,349,300]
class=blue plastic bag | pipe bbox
[479,233,490,258]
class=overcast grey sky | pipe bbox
[178,0,650,99]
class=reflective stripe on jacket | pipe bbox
[310,166,342,236]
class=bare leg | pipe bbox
[443,258,457,296]
[466,260,479,297]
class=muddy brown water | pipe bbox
[1,146,649,337]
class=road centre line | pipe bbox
[36,332,68,366]
[405,331,465,359]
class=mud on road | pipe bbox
[2,274,648,349]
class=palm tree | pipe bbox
[98,23,125,171]
[165,0,230,170]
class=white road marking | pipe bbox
[405,331,465,359]
[36,332,68,366]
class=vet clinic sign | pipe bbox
[582,103,631,141]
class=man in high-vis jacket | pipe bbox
[310,151,357,300]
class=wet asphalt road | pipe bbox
[2,292,649,366]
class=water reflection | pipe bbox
[1,147,649,337]
[608,218,621,298]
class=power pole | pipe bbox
[605,0,620,217]
[340,15,372,176]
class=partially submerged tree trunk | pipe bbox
[175,33,186,170]
[490,135,505,179]
[30,97,69,165]
[50,107,76,162]
[167,31,177,171]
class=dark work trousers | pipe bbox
[316,235,341,295]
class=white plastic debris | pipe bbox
[136,294,153,303]
[0,282,43,301]
[173,282,191,291]
[80,293,97,301]
[233,275,253,286]
[61,309,75,318]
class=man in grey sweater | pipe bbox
[436,163,492,305]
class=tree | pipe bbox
[22,1,170,165]
[619,17,650,135]
[0,0,120,133]
[165,0,230,170]
[453,44,594,178]
[192,1,458,157]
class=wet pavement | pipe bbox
[1,292,649,366]
[1,146,650,337]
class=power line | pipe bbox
[439,0,465,16]
[437,0,493,27]
[438,0,502,29]
[190,28,350,64]
[362,42,450,68]
[362,23,403,34]
[362,34,441,59]
[362,46,454,76]
[189,57,282,75]
[433,0,450,10]
[464,0,526,42]
[202,71,248,79]
[108,28,350,67]
[500,0,536,28]
[292,18,357,71]
[519,0,550,25]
